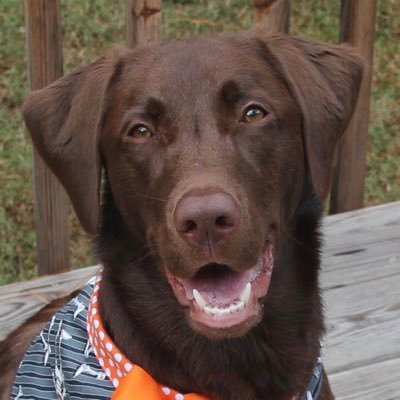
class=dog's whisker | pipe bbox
[129,248,158,265]
[282,229,315,255]
[136,194,167,203]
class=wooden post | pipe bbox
[330,0,377,214]
[125,0,162,48]
[25,0,70,275]
[253,0,291,33]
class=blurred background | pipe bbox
[0,0,399,285]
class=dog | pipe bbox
[0,30,363,399]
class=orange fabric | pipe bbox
[112,365,209,400]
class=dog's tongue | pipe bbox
[181,265,251,305]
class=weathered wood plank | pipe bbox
[253,0,290,33]
[330,0,377,213]
[323,273,400,374]
[324,200,400,237]
[24,0,70,275]
[329,358,400,400]
[321,204,400,380]
[0,266,98,340]
[125,0,162,48]
[322,240,399,289]
[321,201,400,288]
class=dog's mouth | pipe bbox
[166,241,274,334]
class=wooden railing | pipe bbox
[25,0,69,275]
[24,0,376,275]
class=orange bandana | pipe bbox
[87,274,208,400]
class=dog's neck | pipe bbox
[96,184,324,400]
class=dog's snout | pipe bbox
[174,192,240,248]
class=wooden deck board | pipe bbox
[0,265,99,340]
[1,201,399,398]
[324,274,400,372]
[320,202,400,397]
[329,358,400,400]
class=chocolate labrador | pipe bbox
[0,30,363,399]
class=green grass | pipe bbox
[0,0,399,285]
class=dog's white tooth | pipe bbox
[208,307,219,316]
[239,282,251,304]
[193,289,207,309]
[204,306,213,315]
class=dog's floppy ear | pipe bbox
[22,48,124,234]
[262,33,364,200]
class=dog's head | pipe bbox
[22,32,363,339]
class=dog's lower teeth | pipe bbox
[192,283,252,317]
[204,301,245,316]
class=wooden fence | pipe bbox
[24,0,376,275]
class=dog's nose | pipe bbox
[174,192,240,248]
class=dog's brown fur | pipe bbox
[0,31,363,399]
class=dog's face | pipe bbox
[100,37,304,336]
[22,32,363,339]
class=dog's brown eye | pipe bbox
[128,124,152,141]
[243,106,267,123]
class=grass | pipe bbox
[0,0,399,285]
